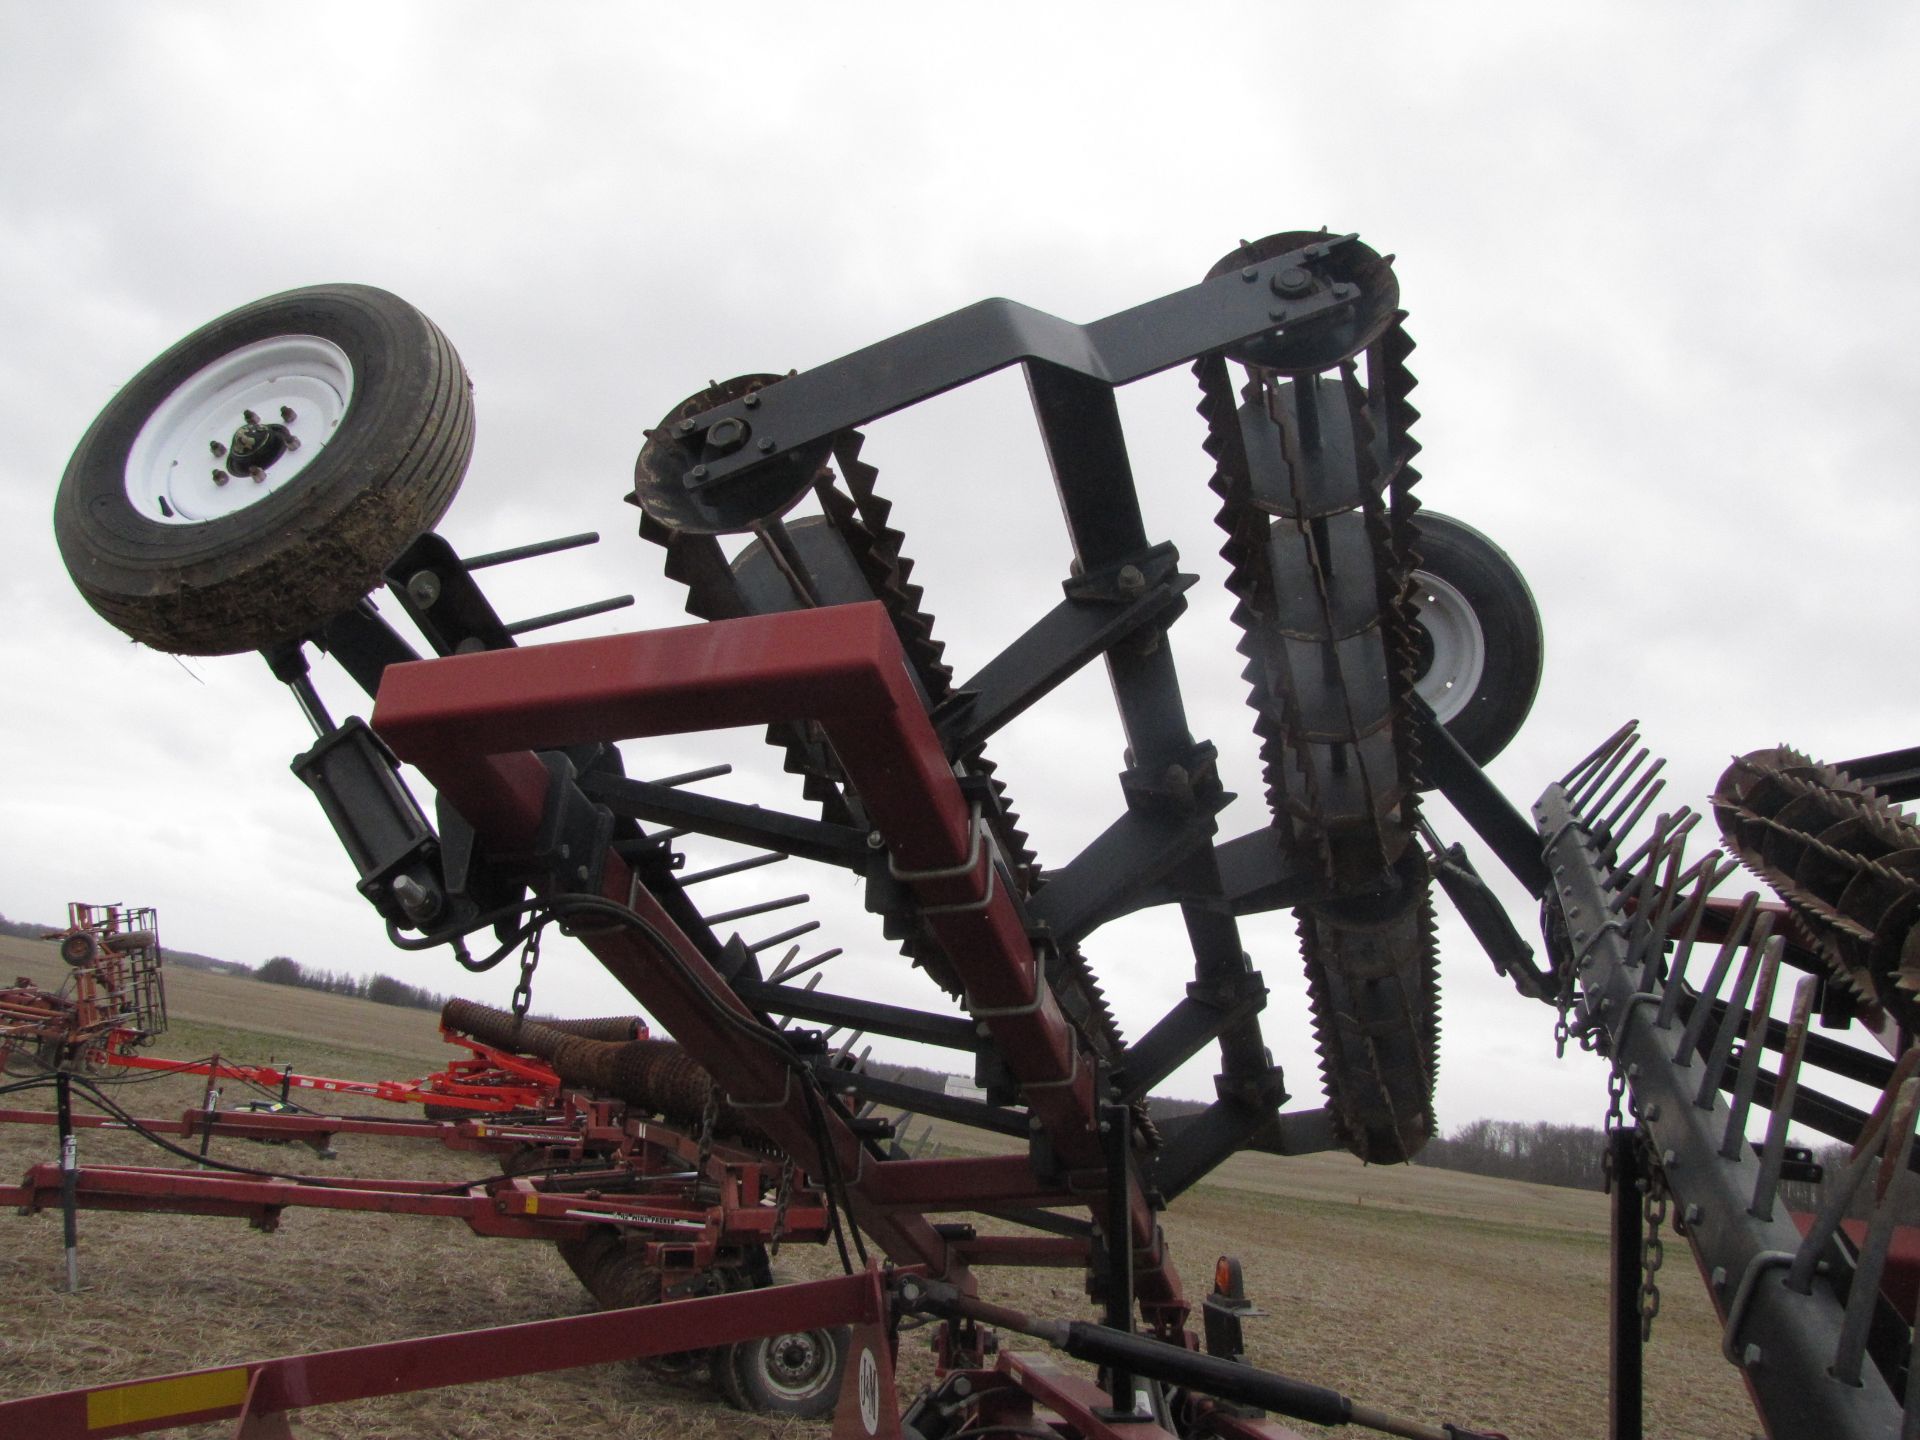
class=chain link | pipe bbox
[695,1078,721,1179]
[1604,1063,1627,1133]
[510,924,542,1021]
[1640,1156,1667,1341]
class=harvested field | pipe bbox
[0,934,1757,1438]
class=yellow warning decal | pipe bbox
[87,1368,249,1428]
[522,1193,539,1214]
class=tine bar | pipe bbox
[505,594,637,636]
[464,531,601,569]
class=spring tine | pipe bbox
[1612,808,1690,897]
[649,763,733,788]
[1788,1049,1920,1293]
[1695,911,1774,1109]
[1597,766,1667,860]
[1580,745,1649,826]
[504,593,636,636]
[833,1030,868,1062]
[464,530,600,569]
[680,852,787,886]
[766,945,803,982]
[1675,892,1760,1064]
[649,827,692,845]
[1658,852,1735,1030]
[855,1097,880,1120]
[708,892,810,926]
[1568,725,1641,810]
[1750,975,1819,1220]
[747,920,822,953]
[1719,937,1784,1158]
[1626,821,1698,974]
[1563,720,1639,794]
[768,946,842,983]
[1833,1077,1920,1385]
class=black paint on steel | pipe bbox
[582,772,871,869]
[316,602,423,697]
[1607,1127,1644,1440]
[1832,744,1920,803]
[1026,806,1224,947]
[1413,702,1550,897]
[385,531,515,656]
[1115,973,1269,1103]
[815,1065,1028,1139]
[733,977,979,1052]
[56,1068,78,1291]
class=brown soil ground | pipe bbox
[0,935,1758,1438]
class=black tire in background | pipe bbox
[1406,511,1544,768]
[55,284,473,656]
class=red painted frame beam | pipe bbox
[0,1268,890,1437]
[372,602,1183,1321]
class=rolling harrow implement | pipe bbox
[22,227,1919,1439]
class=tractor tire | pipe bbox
[55,284,473,656]
[717,1325,850,1419]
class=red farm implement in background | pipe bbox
[2,903,166,1075]
[20,229,1920,1438]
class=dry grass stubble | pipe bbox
[0,935,1755,1437]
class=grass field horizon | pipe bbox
[0,933,1758,1438]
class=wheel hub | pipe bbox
[225,417,294,477]
[767,1331,823,1386]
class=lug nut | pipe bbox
[211,469,229,485]
[279,405,297,423]
[209,440,227,458]
[243,409,260,425]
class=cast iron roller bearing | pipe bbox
[1405,510,1543,768]
[55,284,474,655]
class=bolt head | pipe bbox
[1241,266,1257,282]
[676,417,698,435]
[688,464,709,481]
[706,416,749,452]
[758,437,776,452]
[1742,1343,1763,1367]
[1271,266,1314,298]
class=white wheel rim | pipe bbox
[1410,569,1485,724]
[762,1331,832,1397]
[124,335,353,524]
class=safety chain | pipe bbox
[1552,908,1579,1059]
[510,925,543,1022]
[769,1156,796,1257]
[1604,1062,1627,1133]
[696,1078,721,1179]
[1640,1155,1668,1340]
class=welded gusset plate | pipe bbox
[635,374,834,534]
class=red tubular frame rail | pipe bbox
[371,602,1185,1325]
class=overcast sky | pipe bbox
[4,4,1917,1136]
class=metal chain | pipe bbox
[510,924,543,1021]
[1641,1157,1668,1340]
[1604,1062,1627,1133]
[769,1156,796,1257]
[695,1078,720,1178]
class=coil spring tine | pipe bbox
[1750,975,1819,1220]
[1658,852,1735,1031]
[1788,1050,1920,1293]
[1696,912,1775,1109]
[1720,938,1784,1158]
[747,920,822,953]
[1675,893,1761,1066]
[1562,720,1639,795]
[1833,1077,1920,1385]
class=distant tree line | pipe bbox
[253,955,447,1013]
[1415,1118,1609,1190]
